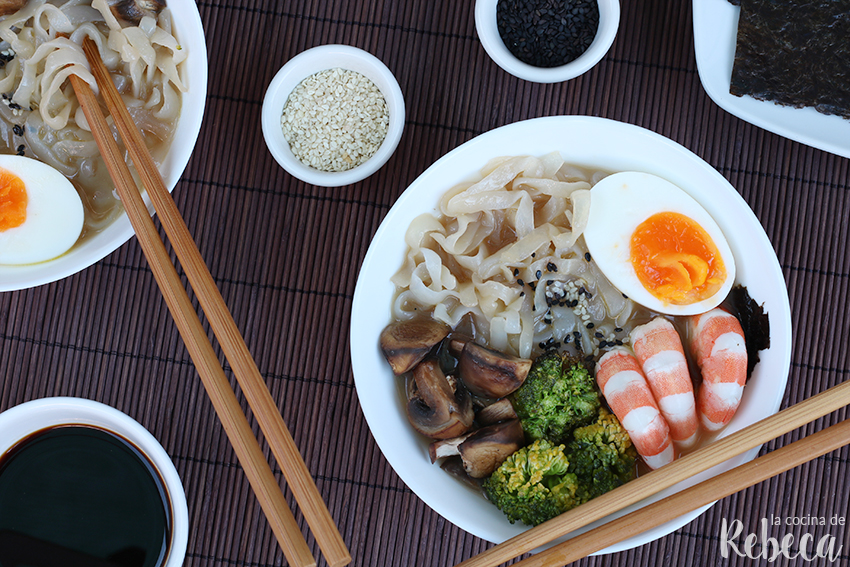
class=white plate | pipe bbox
[350,116,792,553]
[693,0,850,159]
[0,0,208,292]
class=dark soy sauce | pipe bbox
[0,425,171,567]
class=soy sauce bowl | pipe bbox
[475,0,620,83]
[0,398,188,567]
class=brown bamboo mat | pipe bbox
[2,0,849,565]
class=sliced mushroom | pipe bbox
[447,336,468,358]
[457,342,532,399]
[0,0,27,16]
[439,456,480,490]
[476,398,518,426]
[108,0,166,25]
[380,318,450,375]
[428,419,525,478]
[406,359,473,439]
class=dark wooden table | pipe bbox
[2,0,849,565]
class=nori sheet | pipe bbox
[729,0,850,120]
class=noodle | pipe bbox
[0,0,187,244]
[391,153,641,359]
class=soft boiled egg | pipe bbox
[0,155,84,265]
[584,172,735,316]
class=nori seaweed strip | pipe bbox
[730,0,850,120]
[727,285,770,382]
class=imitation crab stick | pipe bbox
[630,317,699,449]
[595,346,674,470]
[687,308,748,431]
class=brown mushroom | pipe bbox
[108,0,166,25]
[380,318,450,375]
[0,0,27,16]
[476,398,518,426]
[457,342,532,399]
[406,359,473,439]
[428,419,525,478]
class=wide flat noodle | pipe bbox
[391,154,637,359]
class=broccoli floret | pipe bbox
[481,439,582,526]
[509,351,601,444]
[566,408,637,502]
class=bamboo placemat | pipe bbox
[1,0,849,565]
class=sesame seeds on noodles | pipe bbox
[390,153,644,360]
[281,68,389,173]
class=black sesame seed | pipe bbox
[614,327,623,333]
[16,149,23,156]
[517,278,524,286]
[594,332,603,338]
[546,279,553,286]
[536,270,542,279]
[573,331,582,338]
[16,144,24,152]
[519,291,525,297]
[584,252,592,261]
[513,268,520,276]
[615,339,623,345]
[599,340,608,348]
[585,354,595,362]
[531,253,536,257]
[12,124,22,136]
[547,262,557,272]
[586,322,595,329]
[496,0,599,67]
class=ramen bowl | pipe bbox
[0,0,208,292]
[261,44,405,187]
[349,116,792,552]
[0,397,188,567]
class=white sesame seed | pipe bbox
[281,68,389,173]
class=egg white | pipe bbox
[0,155,84,266]
[584,171,736,316]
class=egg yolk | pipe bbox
[0,167,27,231]
[630,211,726,305]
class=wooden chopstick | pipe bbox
[456,378,850,567]
[79,38,351,567]
[68,76,317,567]
[512,417,850,567]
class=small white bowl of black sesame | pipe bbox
[262,44,405,187]
[475,0,620,83]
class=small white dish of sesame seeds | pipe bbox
[475,0,620,83]
[261,44,405,187]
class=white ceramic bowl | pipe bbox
[0,0,208,292]
[261,44,405,187]
[475,0,620,83]
[0,397,189,566]
[350,116,792,552]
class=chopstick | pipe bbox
[512,417,850,567]
[455,378,850,567]
[78,39,351,567]
[68,74,316,567]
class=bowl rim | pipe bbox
[261,44,406,187]
[0,0,209,293]
[474,0,621,83]
[0,396,189,567]
[349,115,792,552]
